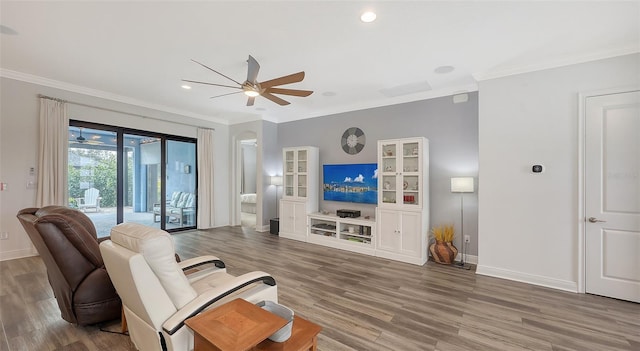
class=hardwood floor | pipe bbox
[1,226,638,351]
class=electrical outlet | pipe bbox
[0,232,8,240]
[464,235,471,243]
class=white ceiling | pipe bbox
[1,1,638,125]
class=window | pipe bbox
[68,121,197,237]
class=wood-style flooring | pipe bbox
[1,226,638,351]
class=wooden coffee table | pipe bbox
[185,298,322,351]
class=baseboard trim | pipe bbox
[0,248,38,262]
[476,264,578,293]
[256,225,269,232]
[456,253,478,265]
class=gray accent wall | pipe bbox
[277,93,479,255]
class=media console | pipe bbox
[307,212,376,256]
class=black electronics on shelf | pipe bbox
[337,209,361,218]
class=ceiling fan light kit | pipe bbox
[184,55,313,106]
[70,128,104,145]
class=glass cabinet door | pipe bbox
[380,142,398,205]
[379,139,423,208]
[401,141,420,206]
[284,150,295,196]
[297,149,307,198]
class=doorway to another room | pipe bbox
[239,139,257,229]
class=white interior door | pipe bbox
[585,90,640,303]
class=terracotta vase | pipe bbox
[429,241,458,264]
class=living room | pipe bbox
[1,2,639,350]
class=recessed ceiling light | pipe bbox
[360,11,376,23]
[181,84,191,90]
[434,66,455,74]
[322,91,337,97]
[256,107,266,111]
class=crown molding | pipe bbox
[473,47,640,82]
[273,82,479,124]
[0,68,230,125]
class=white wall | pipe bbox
[0,77,230,261]
[477,53,640,291]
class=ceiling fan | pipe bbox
[69,128,103,145]
[183,55,313,106]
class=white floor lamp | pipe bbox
[270,175,283,218]
[451,177,474,270]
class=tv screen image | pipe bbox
[323,163,378,204]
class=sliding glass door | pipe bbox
[68,126,118,238]
[123,134,162,228]
[165,140,197,229]
[68,121,197,237]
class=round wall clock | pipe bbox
[341,127,366,155]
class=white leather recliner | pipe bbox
[99,223,278,351]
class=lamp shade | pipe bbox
[270,176,283,186]
[451,177,474,193]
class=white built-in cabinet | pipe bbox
[279,146,319,241]
[376,137,429,265]
[307,213,376,255]
[278,140,429,266]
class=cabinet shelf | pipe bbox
[340,232,371,239]
[308,213,375,253]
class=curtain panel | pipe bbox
[197,128,215,229]
[36,97,69,207]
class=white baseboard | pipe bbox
[256,224,269,232]
[476,264,578,293]
[0,248,38,262]
[456,253,478,265]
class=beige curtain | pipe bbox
[197,128,215,229]
[36,97,69,206]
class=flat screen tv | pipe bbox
[323,163,378,204]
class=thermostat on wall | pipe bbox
[532,165,544,173]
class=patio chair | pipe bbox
[76,187,101,212]
[153,191,195,226]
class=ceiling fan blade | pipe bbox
[262,92,290,106]
[182,79,241,90]
[260,71,305,89]
[191,59,243,86]
[246,96,256,106]
[210,91,244,99]
[265,87,313,97]
[247,55,260,84]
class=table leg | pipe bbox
[121,307,128,333]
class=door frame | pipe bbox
[577,85,640,294]
[231,131,261,229]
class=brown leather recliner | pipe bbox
[17,206,121,325]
